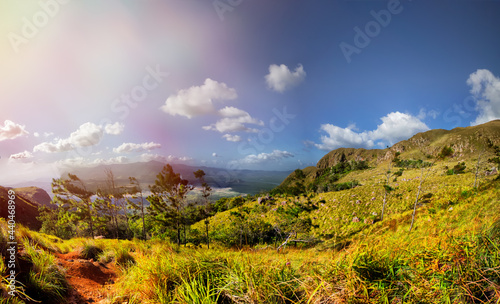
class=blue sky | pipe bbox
[1,0,500,184]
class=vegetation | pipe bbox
[2,120,500,303]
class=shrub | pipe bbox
[79,241,103,260]
[446,162,466,175]
[115,248,136,269]
[439,146,454,159]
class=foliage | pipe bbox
[438,145,454,159]
[446,162,467,175]
[51,174,97,238]
[148,164,194,246]
[393,158,433,169]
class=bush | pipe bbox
[79,241,103,260]
[439,146,454,159]
[446,162,466,175]
[115,247,136,269]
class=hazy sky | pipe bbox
[1,0,500,184]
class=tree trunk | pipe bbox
[87,201,95,238]
[409,169,424,232]
[141,197,146,240]
[381,191,387,221]
[205,220,210,249]
[474,149,484,189]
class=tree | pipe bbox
[149,164,193,246]
[380,163,394,221]
[194,169,212,249]
[409,158,436,232]
[52,174,96,238]
[127,177,147,240]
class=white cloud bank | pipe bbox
[9,150,34,160]
[265,64,306,93]
[467,69,500,126]
[315,112,429,151]
[113,142,161,153]
[0,120,29,141]
[232,150,294,165]
[161,78,237,118]
[33,122,122,153]
[140,153,192,163]
[203,106,264,133]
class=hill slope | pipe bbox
[279,120,500,191]
[0,186,42,230]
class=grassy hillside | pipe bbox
[1,173,498,303]
[1,121,499,303]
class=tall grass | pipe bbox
[21,239,67,303]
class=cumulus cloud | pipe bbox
[93,156,129,165]
[212,153,219,157]
[315,112,429,151]
[203,107,264,133]
[33,122,123,153]
[161,78,237,118]
[0,120,29,141]
[68,122,104,147]
[104,122,125,135]
[233,150,294,165]
[140,153,192,163]
[9,151,34,160]
[113,142,161,153]
[265,64,306,93]
[467,69,500,126]
[222,134,242,142]
[33,138,73,153]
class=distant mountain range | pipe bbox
[60,161,293,196]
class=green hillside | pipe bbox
[2,121,500,303]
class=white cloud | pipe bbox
[140,153,192,163]
[218,106,248,117]
[161,78,237,118]
[104,122,125,135]
[203,107,264,133]
[212,153,219,157]
[316,124,373,150]
[265,64,306,93]
[33,138,73,153]
[69,122,104,147]
[370,112,430,144]
[0,120,29,141]
[33,122,106,153]
[417,108,439,120]
[9,151,34,160]
[315,112,429,150]
[467,69,500,125]
[222,134,242,142]
[93,156,129,165]
[34,132,40,137]
[113,142,161,153]
[234,150,294,165]
[33,122,125,153]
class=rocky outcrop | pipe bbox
[14,187,52,208]
[0,186,42,230]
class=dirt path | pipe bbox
[56,252,117,304]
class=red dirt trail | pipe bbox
[55,252,117,304]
